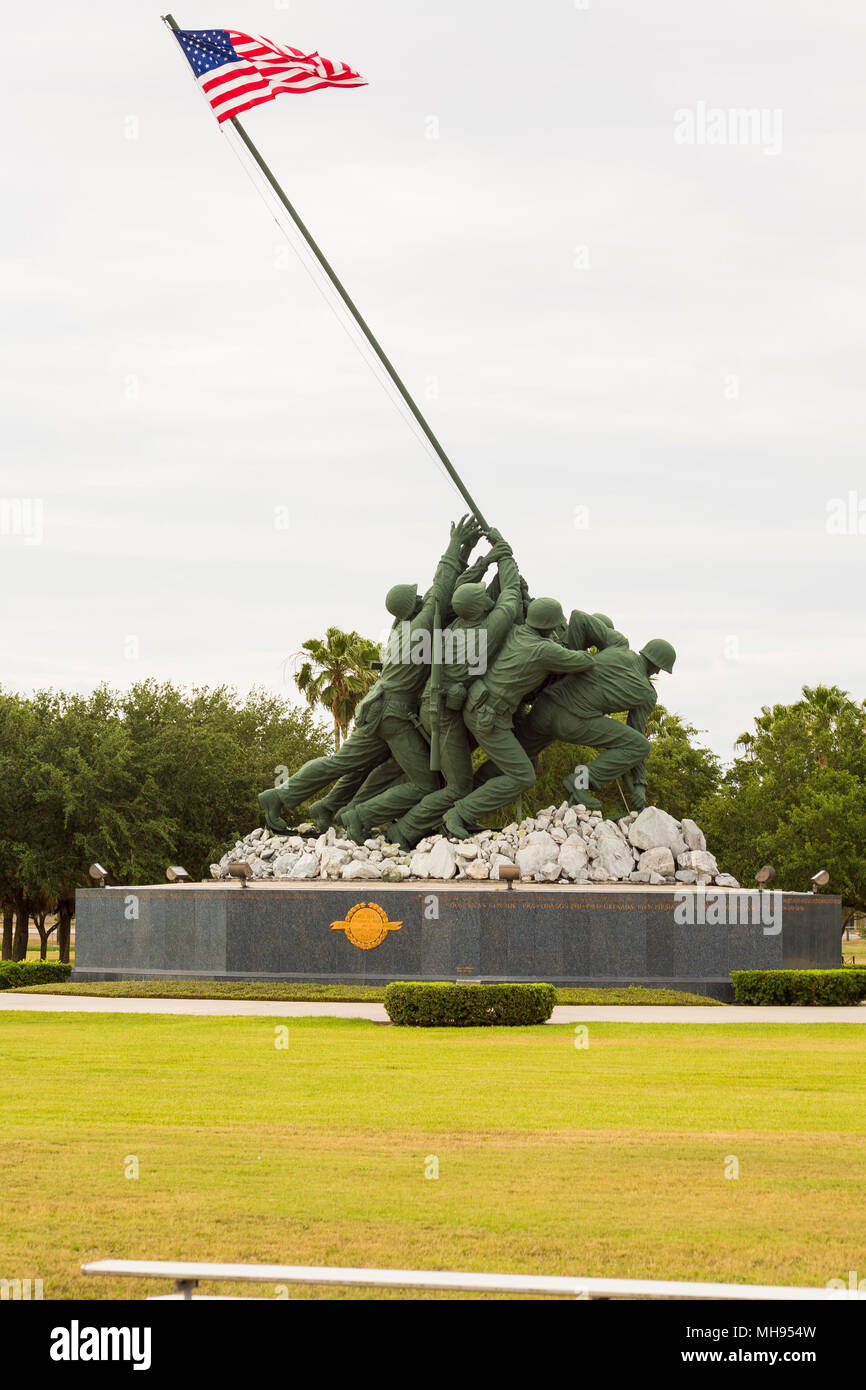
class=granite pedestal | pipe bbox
[73,882,842,1001]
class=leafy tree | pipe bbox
[697,684,866,916]
[0,683,334,947]
[293,627,380,750]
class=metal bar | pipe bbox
[81,1260,866,1301]
[161,14,489,531]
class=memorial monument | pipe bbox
[71,18,842,998]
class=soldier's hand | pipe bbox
[450,514,482,548]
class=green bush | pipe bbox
[383,981,556,1027]
[731,970,866,1006]
[0,961,73,991]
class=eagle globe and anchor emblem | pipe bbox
[331,901,403,950]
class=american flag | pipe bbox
[174,29,366,123]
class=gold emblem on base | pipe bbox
[331,901,403,951]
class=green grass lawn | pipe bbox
[0,1014,863,1300]
[13,980,722,1006]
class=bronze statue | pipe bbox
[258,515,480,833]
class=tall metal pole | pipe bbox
[162,15,490,532]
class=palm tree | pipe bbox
[292,627,380,750]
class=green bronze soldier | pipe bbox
[515,637,676,811]
[441,597,599,838]
[340,532,524,846]
[257,514,481,835]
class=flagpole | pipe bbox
[162,14,490,532]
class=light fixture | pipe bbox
[498,863,519,890]
[755,865,775,886]
[228,861,253,886]
[166,866,191,883]
[88,863,109,888]
[810,869,830,893]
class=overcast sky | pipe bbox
[2,0,864,760]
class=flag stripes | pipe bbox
[175,28,366,123]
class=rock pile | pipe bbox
[210,804,739,887]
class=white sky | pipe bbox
[2,0,864,760]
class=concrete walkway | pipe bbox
[1,995,865,1023]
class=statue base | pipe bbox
[73,882,842,1002]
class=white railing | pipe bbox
[80,1260,865,1301]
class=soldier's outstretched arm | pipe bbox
[542,643,596,675]
[414,515,482,628]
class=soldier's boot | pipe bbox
[308,798,336,833]
[258,788,289,834]
[443,807,472,841]
[561,773,603,810]
[339,805,366,845]
[384,821,415,852]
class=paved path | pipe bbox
[1,995,865,1023]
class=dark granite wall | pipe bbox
[73,884,841,1001]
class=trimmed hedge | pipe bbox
[731,969,866,1006]
[0,961,73,990]
[383,981,556,1027]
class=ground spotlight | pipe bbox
[755,865,775,886]
[88,863,109,888]
[228,861,253,886]
[810,869,830,892]
[498,863,519,889]
[166,866,191,883]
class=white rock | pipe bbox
[677,849,719,876]
[628,807,687,857]
[549,826,567,844]
[272,852,300,878]
[588,822,634,880]
[535,860,562,882]
[714,873,740,888]
[381,864,411,881]
[341,859,383,880]
[676,869,698,883]
[489,854,514,880]
[209,863,223,879]
[454,842,478,859]
[638,846,676,877]
[629,870,652,883]
[427,840,457,879]
[516,843,552,878]
[289,852,319,879]
[409,851,431,878]
[559,842,589,880]
[526,829,558,854]
[464,860,490,879]
[320,847,351,877]
[648,871,665,884]
[681,818,707,852]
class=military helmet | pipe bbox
[452,583,492,622]
[526,597,565,632]
[385,583,419,619]
[592,612,614,627]
[639,638,676,674]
